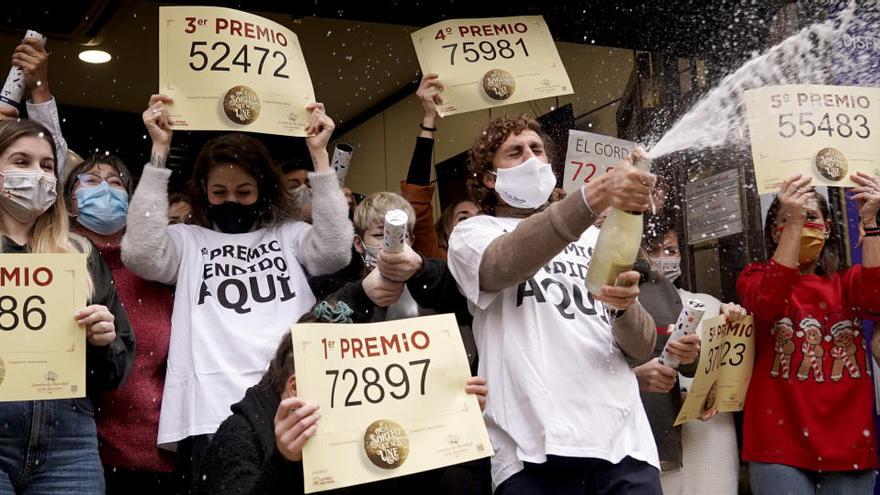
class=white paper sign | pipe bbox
[562,130,637,195]
[685,169,743,245]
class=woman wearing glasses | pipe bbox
[63,155,179,494]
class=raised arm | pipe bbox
[15,36,69,175]
[120,95,181,284]
[851,172,880,270]
[737,175,810,321]
[846,172,880,312]
[478,150,654,292]
[296,103,353,276]
[401,74,446,259]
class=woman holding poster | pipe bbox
[0,119,135,494]
[121,94,352,479]
[737,173,880,493]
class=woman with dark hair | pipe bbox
[121,94,352,479]
[0,119,134,493]
[435,199,480,252]
[64,153,133,244]
[737,173,880,493]
[197,301,487,495]
[63,153,178,493]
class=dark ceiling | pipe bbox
[0,0,837,182]
[4,0,805,62]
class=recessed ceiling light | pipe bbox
[78,50,111,64]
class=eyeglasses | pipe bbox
[77,172,126,191]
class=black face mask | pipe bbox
[206,201,265,234]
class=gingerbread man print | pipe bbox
[829,320,861,381]
[797,317,825,383]
[770,318,796,379]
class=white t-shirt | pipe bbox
[447,215,659,489]
[157,222,316,447]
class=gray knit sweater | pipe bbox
[121,165,352,285]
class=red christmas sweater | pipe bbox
[737,259,880,471]
[95,244,176,472]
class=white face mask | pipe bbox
[655,256,682,282]
[363,244,380,268]
[0,171,57,223]
[290,184,312,210]
[493,156,557,209]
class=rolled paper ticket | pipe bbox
[383,209,408,254]
[331,143,353,187]
[0,30,47,112]
[658,299,706,369]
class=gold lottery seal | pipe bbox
[363,419,409,469]
[482,69,516,100]
[223,85,261,125]
[815,147,848,182]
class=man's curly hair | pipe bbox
[466,114,552,215]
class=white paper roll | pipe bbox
[383,209,408,254]
[0,30,47,112]
[331,143,353,187]
[659,299,706,369]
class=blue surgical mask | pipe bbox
[75,182,128,235]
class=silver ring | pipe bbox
[151,109,160,114]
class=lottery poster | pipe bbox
[411,15,573,117]
[292,314,491,492]
[0,254,88,402]
[159,6,316,136]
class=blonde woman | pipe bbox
[0,119,134,494]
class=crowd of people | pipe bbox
[2,32,880,495]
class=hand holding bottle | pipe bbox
[585,147,656,295]
[594,270,641,309]
[584,146,655,215]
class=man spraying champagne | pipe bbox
[447,113,662,494]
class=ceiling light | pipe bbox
[78,50,111,64]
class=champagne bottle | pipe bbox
[585,157,651,295]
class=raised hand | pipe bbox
[305,102,335,171]
[142,94,174,161]
[776,174,813,223]
[13,37,50,102]
[585,146,655,215]
[850,172,880,226]
[416,73,444,124]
